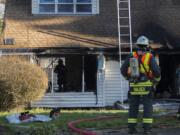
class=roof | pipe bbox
[2,0,119,49]
[2,0,180,51]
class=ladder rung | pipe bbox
[119,8,129,11]
[120,43,130,45]
[120,34,130,36]
[119,17,129,19]
[119,0,128,3]
[120,25,129,28]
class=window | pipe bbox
[58,0,73,3]
[39,0,94,14]
[39,4,55,12]
[76,4,92,13]
[40,0,55,3]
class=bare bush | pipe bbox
[0,57,48,111]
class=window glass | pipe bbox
[40,0,55,3]
[58,4,74,12]
[39,4,55,12]
[39,0,93,14]
[76,4,92,12]
[58,0,73,3]
[77,0,91,3]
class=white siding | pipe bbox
[32,0,39,14]
[104,60,129,106]
[97,70,105,106]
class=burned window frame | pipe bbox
[37,55,97,93]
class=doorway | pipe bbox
[39,54,97,93]
[156,54,179,98]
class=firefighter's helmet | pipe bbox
[136,36,149,46]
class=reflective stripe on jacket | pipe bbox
[130,81,152,95]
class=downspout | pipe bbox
[82,56,85,93]
[51,58,54,93]
[97,53,105,106]
[0,50,2,57]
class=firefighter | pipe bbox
[54,59,66,92]
[121,36,161,134]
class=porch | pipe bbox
[31,92,103,108]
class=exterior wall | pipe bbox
[104,60,129,106]
[131,0,180,46]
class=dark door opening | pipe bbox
[66,55,82,92]
[156,54,179,98]
[42,55,97,93]
[84,55,97,92]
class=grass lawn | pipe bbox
[0,109,179,135]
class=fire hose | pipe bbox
[68,116,120,135]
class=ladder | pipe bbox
[117,0,133,104]
[117,0,133,53]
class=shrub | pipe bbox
[0,57,48,111]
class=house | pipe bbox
[1,0,180,108]
[0,0,129,108]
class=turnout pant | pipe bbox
[128,92,153,130]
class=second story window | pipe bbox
[38,0,93,14]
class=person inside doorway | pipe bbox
[54,59,66,92]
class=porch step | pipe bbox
[45,92,95,97]
[31,103,103,108]
[31,92,103,108]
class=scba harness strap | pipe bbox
[130,52,153,95]
[133,52,152,76]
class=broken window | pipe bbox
[38,55,97,93]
